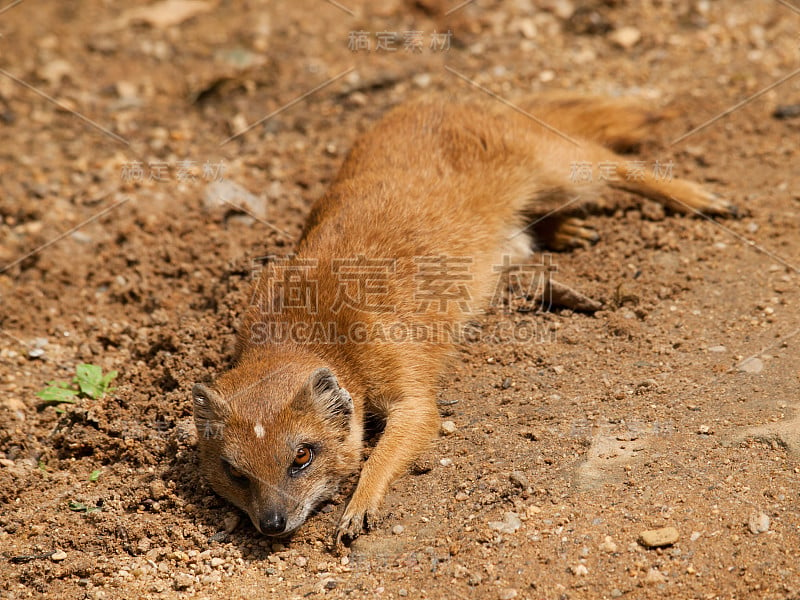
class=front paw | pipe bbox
[334,503,379,547]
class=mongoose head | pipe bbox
[193,360,362,536]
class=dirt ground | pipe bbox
[1,0,799,598]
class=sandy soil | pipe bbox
[1,0,799,598]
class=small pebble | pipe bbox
[748,511,770,534]
[739,357,764,374]
[525,504,542,517]
[172,573,193,590]
[51,550,68,561]
[639,526,679,548]
[499,588,518,600]
[501,377,512,389]
[348,91,367,106]
[488,512,522,534]
[223,513,240,534]
[149,479,167,500]
[294,556,308,567]
[571,564,588,576]
[609,26,642,49]
[539,70,555,83]
[774,104,800,119]
[203,180,266,220]
[38,58,72,85]
[708,345,727,353]
[115,80,138,99]
[440,421,457,435]
[439,458,453,467]
[509,470,530,489]
[516,17,536,39]
[412,73,431,88]
[28,348,45,359]
[645,567,666,584]
[210,557,224,568]
[392,525,405,535]
[599,535,618,553]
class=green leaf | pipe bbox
[73,364,117,400]
[47,380,72,388]
[36,385,79,404]
[101,370,118,394]
[38,365,119,405]
[74,363,104,399]
[89,469,102,482]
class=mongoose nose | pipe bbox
[259,511,287,535]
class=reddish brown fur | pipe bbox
[194,95,734,542]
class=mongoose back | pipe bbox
[193,95,734,543]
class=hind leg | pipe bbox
[500,97,739,219]
[533,215,600,251]
[609,169,737,217]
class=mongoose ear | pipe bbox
[297,368,353,422]
[192,383,230,424]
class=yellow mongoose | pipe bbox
[193,95,733,543]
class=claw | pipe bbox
[537,216,601,251]
[705,192,739,217]
[334,508,368,547]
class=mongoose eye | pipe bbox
[223,461,249,486]
[289,445,314,475]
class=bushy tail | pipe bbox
[517,95,672,152]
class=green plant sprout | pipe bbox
[37,363,118,405]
